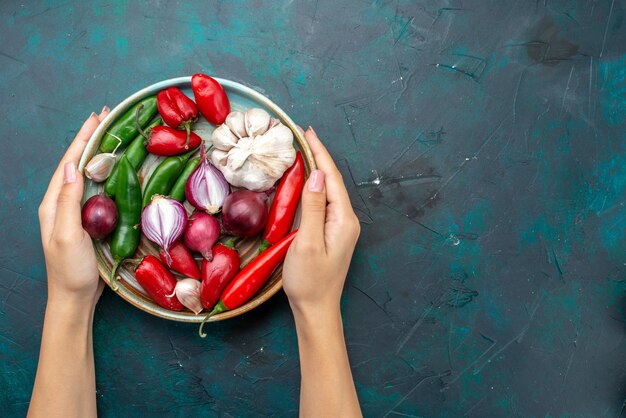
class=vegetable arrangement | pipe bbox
[80,74,304,335]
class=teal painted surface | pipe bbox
[1,0,626,416]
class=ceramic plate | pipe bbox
[78,76,314,322]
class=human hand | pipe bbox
[283,127,361,318]
[38,108,110,308]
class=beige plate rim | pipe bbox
[78,76,315,323]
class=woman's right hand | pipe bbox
[282,127,361,317]
[283,127,363,418]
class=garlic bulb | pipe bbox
[84,153,116,182]
[210,108,296,192]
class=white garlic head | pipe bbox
[210,108,296,192]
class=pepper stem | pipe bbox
[110,258,123,291]
[135,103,149,140]
[223,236,242,249]
[257,239,271,254]
[121,257,144,271]
[198,301,228,338]
[184,122,191,149]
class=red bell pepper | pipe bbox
[259,152,305,252]
[157,87,198,132]
[133,255,184,311]
[199,231,297,337]
[191,74,230,125]
[146,126,202,156]
[200,243,240,310]
[159,240,201,280]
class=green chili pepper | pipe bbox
[110,156,142,290]
[168,156,201,202]
[99,96,158,153]
[142,151,194,207]
[104,118,162,197]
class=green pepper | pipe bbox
[99,96,158,153]
[104,118,162,197]
[110,156,142,290]
[168,156,201,202]
[142,151,195,207]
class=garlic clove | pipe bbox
[210,149,229,166]
[227,137,254,170]
[245,108,271,137]
[268,117,281,130]
[173,278,203,315]
[211,124,239,150]
[225,111,246,138]
[84,153,116,182]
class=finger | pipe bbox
[40,113,101,240]
[98,105,110,121]
[42,112,100,203]
[304,127,352,211]
[52,161,85,242]
[296,169,327,250]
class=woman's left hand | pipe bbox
[38,107,109,308]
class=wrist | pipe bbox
[292,302,343,338]
[46,286,97,327]
[47,278,98,309]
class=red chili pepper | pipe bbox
[146,126,202,156]
[259,152,305,252]
[200,243,240,310]
[191,74,230,125]
[198,231,297,336]
[157,87,198,131]
[159,240,201,280]
[133,255,184,311]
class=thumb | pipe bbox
[53,162,85,240]
[297,169,327,247]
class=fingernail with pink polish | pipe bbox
[89,112,97,119]
[308,170,324,192]
[64,162,76,184]
[308,126,316,135]
[101,105,110,113]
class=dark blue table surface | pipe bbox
[1,1,626,416]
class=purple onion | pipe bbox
[222,190,269,237]
[185,146,230,214]
[141,195,187,265]
[183,211,220,260]
[81,194,118,239]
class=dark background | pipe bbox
[2,0,626,416]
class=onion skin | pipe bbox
[81,194,118,239]
[221,190,269,237]
[185,146,230,214]
[183,212,220,260]
[140,196,187,265]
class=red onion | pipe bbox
[221,190,269,237]
[141,195,187,265]
[81,194,118,239]
[184,211,220,260]
[185,145,230,214]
